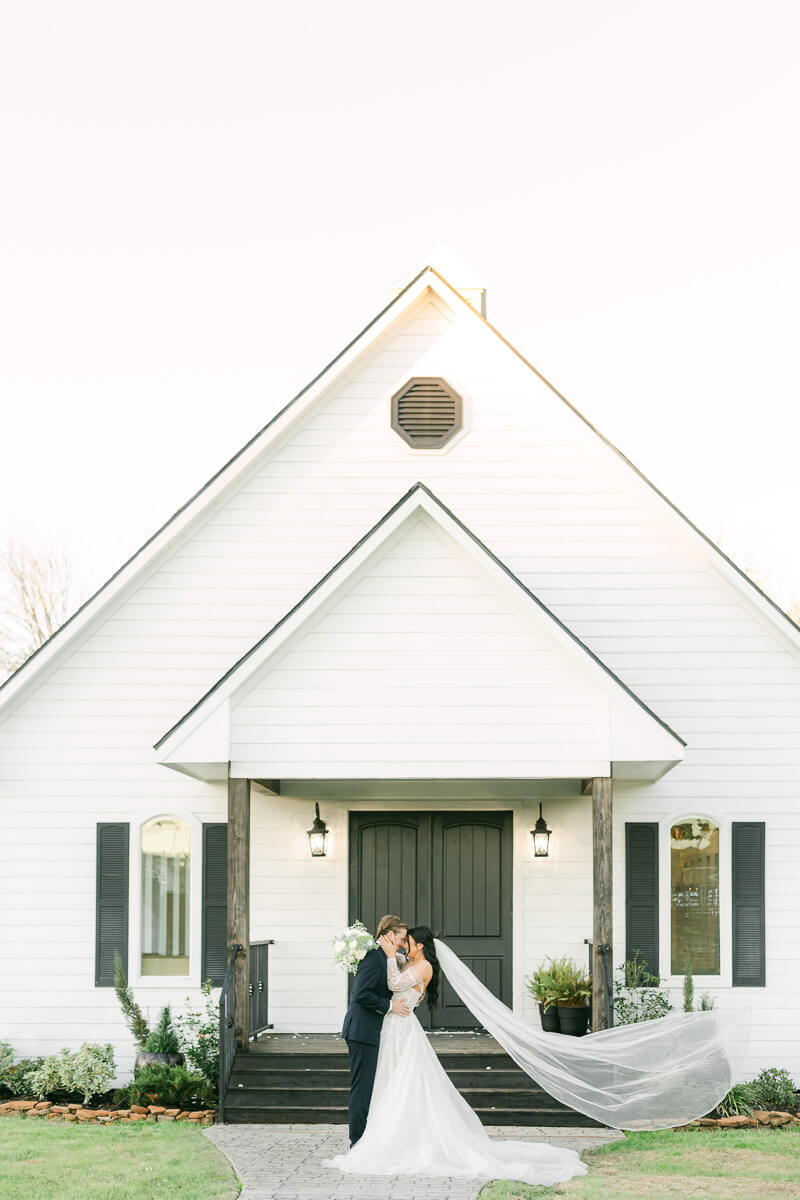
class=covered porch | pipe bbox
[152,486,686,1118]
[220,774,619,1052]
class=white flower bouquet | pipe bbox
[333,920,377,975]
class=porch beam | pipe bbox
[254,779,281,795]
[227,774,250,1052]
[591,776,613,1030]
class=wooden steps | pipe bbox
[223,1042,601,1127]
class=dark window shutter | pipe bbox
[625,823,659,978]
[202,823,228,986]
[95,823,129,987]
[732,822,765,987]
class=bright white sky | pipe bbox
[2,2,799,612]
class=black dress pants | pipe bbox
[345,1037,379,1146]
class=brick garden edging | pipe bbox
[0,1099,215,1125]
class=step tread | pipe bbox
[227,1085,552,1097]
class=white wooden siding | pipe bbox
[1,286,799,1082]
[229,515,614,778]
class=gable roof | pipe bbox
[154,482,686,782]
[1,261,798,722]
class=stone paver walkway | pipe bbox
[205,1123,623,1199]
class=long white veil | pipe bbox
[434,940,743,1130]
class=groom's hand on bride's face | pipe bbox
[378,934,397,957]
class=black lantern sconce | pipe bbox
[307,803,330,857]
[530,803,551,858]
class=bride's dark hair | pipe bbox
[407,925,441,1009]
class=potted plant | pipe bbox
[135,1005,185,1070]
[526,958,571,1032]
[552,959,592,1036]
[113,953,185,1070]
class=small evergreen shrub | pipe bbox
[124,1063,212,1108]
[751,1066,797,1112]
[174,982,219,1088]
[113,953,150,1048]
[144,1006,180,1055]
[683,955,694,1013]
[613,955,672,1025]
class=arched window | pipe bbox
[670,817,719,975]
[141,817,190,976]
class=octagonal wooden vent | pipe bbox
[391,377,462,448]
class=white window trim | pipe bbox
[659,810,730,990]
[129,812,203,990]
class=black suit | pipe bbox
[341,946,392,1145]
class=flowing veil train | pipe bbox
[435,939,742,1130]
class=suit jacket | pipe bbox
[341,946,392,1045]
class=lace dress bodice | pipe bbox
[386,957,425,1010]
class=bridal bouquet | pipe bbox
[333,920,377,974]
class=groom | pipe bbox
[341,913,410,1145]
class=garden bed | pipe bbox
[0,1098,215,1125]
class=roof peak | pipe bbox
[393,245,487,315]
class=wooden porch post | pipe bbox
[227,774,250,1052]
[592,776,613,1030]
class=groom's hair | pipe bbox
[376,914,407,937]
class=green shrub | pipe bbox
[144,1005,181,1055]
[0,1050,44,1098]
[174,982,219,1088]
[124,1063,213,1108]
[613,955,672,1025]
[715,1082,758,1117]
[27,1054,64,1100]
[28,1043,116,1106]
[750,1066,797,1112]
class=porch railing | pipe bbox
[218,940,274,1122]
[218,944,242,1124]
[584,938,614,1030]
[249,940,275,1039]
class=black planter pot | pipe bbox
[556,1005,590,1036]
[538,1002,561,1033]
[134,1050,185,1071]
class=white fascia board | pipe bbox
[0,269,457,725]
[612,760,681,782]
[156,698,230,779]
[154,495,430,763]
[155,484,684,771]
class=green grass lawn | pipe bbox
[478,1128,800,1200]
[0,1115,240,1200]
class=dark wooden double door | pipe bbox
[349,811,512,1029]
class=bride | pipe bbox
[325,924,738,1185]
[325,925,588,1186]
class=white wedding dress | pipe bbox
[324,956,588,1186]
